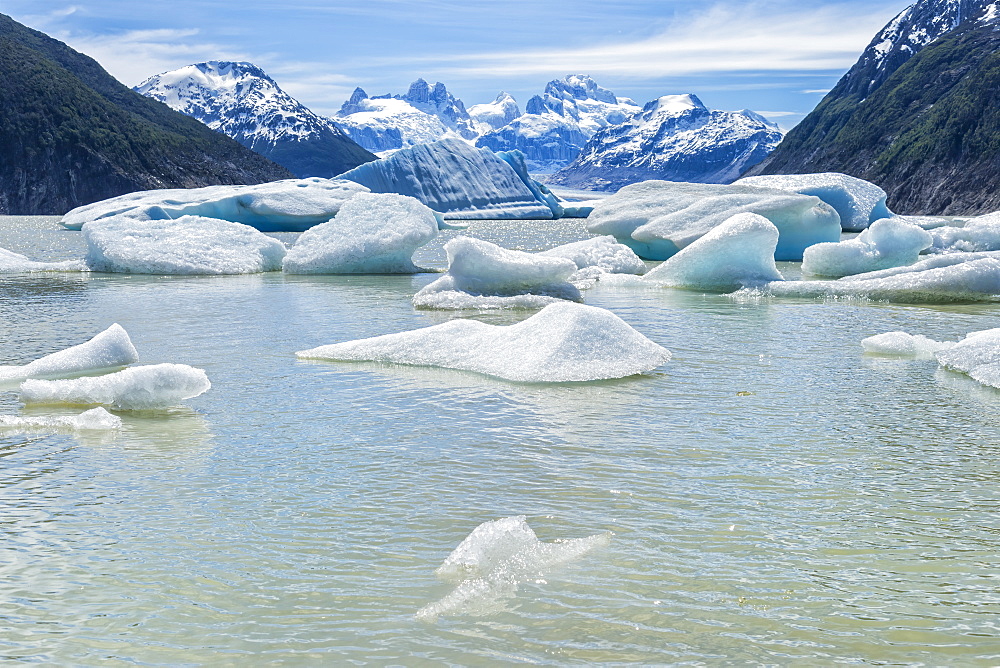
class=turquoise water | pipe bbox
[1,216,999,665]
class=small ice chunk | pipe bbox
[539,236,646,278]
[415,516,611,620]
[0,324,139,383]
[861,331,954,357]
[0,407,122,432]
[802,218,932,277]
[734,173,892,231]
[297,302,671,382]
[643,213,784,290]
[928,212,1000,252]
[20,364,211,410]
[282,193,438,274]
[83,216,286,275]
[413,237,581,310]
[935,328,1000,378]
[1,247,85,273]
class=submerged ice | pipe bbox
[297,302,671,382]
[20,363,211,410]
[0,324,139,384]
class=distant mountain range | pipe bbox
[0,13,291,215]
[135,61,376,178]
[747,0,1000,215]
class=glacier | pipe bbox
[61,178,370,233]
[20,363,212,410]
[283,193,438,274]
[297,302,671,382]
[0,407,122,432]
[586,180,841,261]
[801,218,932,277]
[415,515,611,620]
[0,324,139,384]
[735,173,892,232]
[84,216,286,275]
[338,139,561,220]
[413,237,581,310]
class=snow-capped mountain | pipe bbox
[548,94,784,191]
[334,79,477,153]
[135,61,375,178]
[476,75,641,172]
[468,92,521,135]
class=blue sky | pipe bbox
[7,0,907,129]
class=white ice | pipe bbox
[20,363,211,410]
[84,216,286,275]
[801,217,932,277]
[927,212,1000,252]
[0,408,122,432]
[861,331,955,358]
[297,302,671,382]
[413,237,581,310]
[61,178,370,232]
[734,172,892,232]
[643,213,784,290]
[337,139,560,220]
[0,324,139,384]
[586,180,841,261]
[283,193,438,274]
[1,247,85,273]
[861,327,1000,389]
[415,516,611,620]
[539,235,646,283]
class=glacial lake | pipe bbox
[1,215,999,665]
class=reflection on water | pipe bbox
[1,216,999,664]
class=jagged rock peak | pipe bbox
[545,74,619,104]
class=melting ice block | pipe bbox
[338,139,560,220]
[61,178,370,232]
[297,302,671,382]
[0,408,122,431]
[861,327,1000,389]
[283,193,438,274]
[861,331,955,358]
[734,172,892,232]
[413,237,581,310]
[539,235,646,282]
[643,213,783,290]
[927,212,1000,253]
[1,247,85,273]
[0,324,139,384]
[801,218,932,277]
[83,216,286,275]
[415,516,611,620]
[586,180,840,261]
[20,363,211,410]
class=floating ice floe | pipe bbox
[413,237,581,309]
[0,407,122,432]
[801,217,932,277]
[861,327,1000,389]
[20,363,211,410]
[586,180,840,261]
[415,516,611,620]
[338,139,561,220]
[83,216,286,275]
[1,247,85,273]
[539,235,646,282]
[0,324,139,384]
[927,211,1000,253]
[283,193,438,274]
[734,172,892,232]
[61,178,370,232]
[643,213,783,290]
[297,302,671,382]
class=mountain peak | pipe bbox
[645,94,706,115]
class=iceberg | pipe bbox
[415,515,610,620]
[84,216,286,275]
[643,213,784,290]
[20,363,211,410]
[927,212,1000,252]
[861,331,954,358]
[801,218,932,277]
[61,178,370,232]
[0,324,139,384]
[734,173,892,232]
[1,247,85,273]
[539,235,646,282]
[337,139,561,220]
[282,193,438,274]
[413,237,581,310]
[297,302,672,382]
[586,180,840,261]
[0,407,122,432]
[861,327,1000,389]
